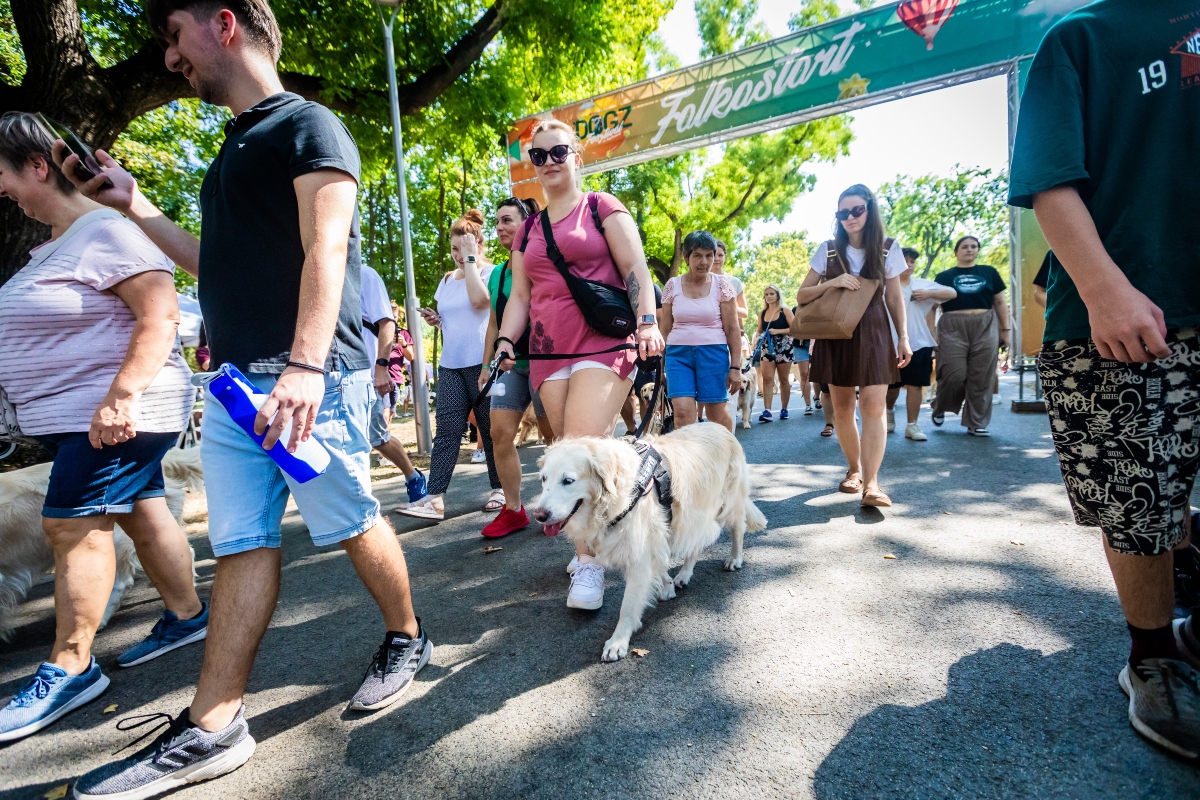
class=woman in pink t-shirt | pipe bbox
[495,119,664,611]
[660,230,742,431]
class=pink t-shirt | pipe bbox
[662,273,735,346]
[513,192,637,389]
[0,210,193,436]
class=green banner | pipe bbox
[507,0,1084,185]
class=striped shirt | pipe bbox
[0,210,193,436]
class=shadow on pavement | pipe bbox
[813,643,1199,799]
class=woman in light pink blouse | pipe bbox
[660,230,743,431]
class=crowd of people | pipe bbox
[0,0,1195,795]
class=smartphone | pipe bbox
[32,113,113,188]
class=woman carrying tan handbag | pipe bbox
[795,184,912,507]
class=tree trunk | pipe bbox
[669,227,684,277]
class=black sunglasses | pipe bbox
[528,144,572,167]
[499,197,532,216]
[835,204,868,221]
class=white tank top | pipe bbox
[434,265,493,369]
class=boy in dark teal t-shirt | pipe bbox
[1009,0,1200,759]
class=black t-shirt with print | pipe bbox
[198,92,370,372]
[934,265,1006,312]
[1009,1,1200,341]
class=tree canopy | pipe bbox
[878,166,1009,277]
[0,0,672,286]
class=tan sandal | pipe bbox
[861,488,892,507]
[838,472,863,494]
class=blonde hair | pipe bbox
[532,118,579,149]
[763,284,783,306]
[451,209,486,244]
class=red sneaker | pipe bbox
[482,506,529,538]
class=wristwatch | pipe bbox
[638,314,656,327]
[375,358,390,367]
[466,255,477,263]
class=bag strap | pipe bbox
[518,213,538,254]
[587,192,605,234]
[540,208,576,287]
[824,240,843,278]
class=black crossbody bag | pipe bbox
[520,192,636,340]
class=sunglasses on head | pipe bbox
[500,197,532,216]
[528,144,572,167]
[835,204,868,222]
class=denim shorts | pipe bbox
[368,390,393,447]
[36,431,179,518]
[665,343,731,404]
[201,368,380,557]
[490,367,546,418]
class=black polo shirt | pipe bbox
[197,92,370,373]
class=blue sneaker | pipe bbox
[0,658,109,742]
[779,408,790,420]
[405,469,428,505]
[117,603,209,668]
[759,409,773,423]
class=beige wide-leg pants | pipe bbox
[934,310,998,430]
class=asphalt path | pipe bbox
[2,376,1197,799]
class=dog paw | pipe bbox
[601,638,629,662]
[723,555,743,571]
[673,572,692,589]
[658,583,677,601]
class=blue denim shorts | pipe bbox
[368,390,393,448]
[665,343,732,404]
[36,431,179,518]
[201,368,380,557]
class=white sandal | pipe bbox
[397,497,444,520]
[483,489,505,513]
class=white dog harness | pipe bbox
[608,440,674,526]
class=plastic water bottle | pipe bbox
[206,364,331,483]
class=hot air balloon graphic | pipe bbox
[897,0,960,50]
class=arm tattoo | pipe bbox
[627,272,642,313]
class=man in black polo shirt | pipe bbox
[56,2,431,795]
[1009,0,1200,759]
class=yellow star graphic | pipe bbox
[837,73,871,100]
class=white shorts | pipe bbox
[543,360,611,382]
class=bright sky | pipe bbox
[655,0,1011,245]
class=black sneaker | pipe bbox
[1118,659,1200,760]
[74,706,255,799]
[349,621,431,711]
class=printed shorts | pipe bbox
[758,334,794,364]
[1039,331,1200,556]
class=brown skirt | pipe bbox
[810,289,899,388]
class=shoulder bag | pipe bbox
[520,192,635,340]
[790,238,893,340]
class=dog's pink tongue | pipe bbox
[543,520,563,537]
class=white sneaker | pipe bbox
[886,410,895,433]
[471,449,486,463]
[567,562,605,610]
[905,422,927,441]
[992,393,1002,406]
[566,555,580,574]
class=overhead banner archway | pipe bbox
[506,0,1084,356]
[506,0,1079,183]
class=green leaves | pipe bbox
[879,166,1009,277]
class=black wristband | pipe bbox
[494,336,515,352]
[285,360,326,375]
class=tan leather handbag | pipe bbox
[790,239,891,340]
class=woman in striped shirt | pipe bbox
[0,112,205,743]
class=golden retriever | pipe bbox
[532,423,766,661]
[0,447,202,639]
